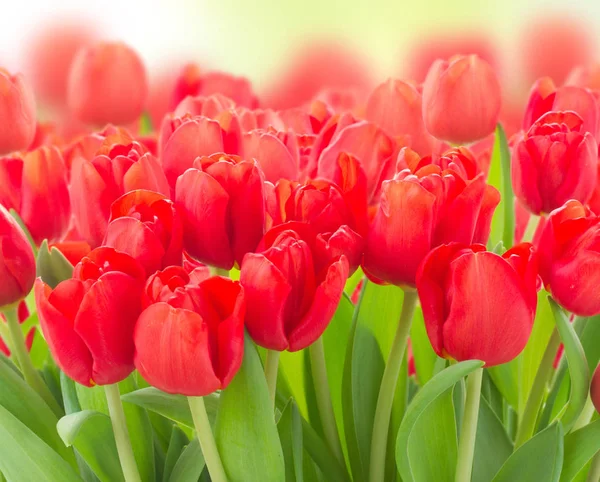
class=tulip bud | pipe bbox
[134,266,245,396]
[0,70,36,154]
[35,247,145,386]
[67,42,147,125]
[537,200,600,316]
[512,111,598,215]
[591,364,600,413]
[240,229,349,351]
[417,242,538,366]
[0,301,34,356]
[0,204,36,308]
[422,54,501,144]
[175,153,266,270]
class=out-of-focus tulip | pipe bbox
[35,247,145,386]
[0,70,36,154]
[135,266,245,396]
[0,301,34,356]
[240,228,348,351]
[363,147,500,287]
[70,133,169,247]
[175,153,265,270]
[422,54,501,144]
[417,242,538,366]
[512,111,598,215]
[0,204,36,307]
[591,364,600,413]
[537,200,600,316]
[67,42,147,125]
[566,64,600,91]
[104,190,183,275]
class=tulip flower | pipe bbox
[70,136,169,247]
[35,247,145,386]
[512,111,598,215]
[422,54,501,144]
[0,204,36,308]
[417,242,538,366]
[0,301,34,356]
[103,190,183,275]
[0,69,36,154]
[537,200,600,316]
[134,266,245,396]
[175,153,265,270]
[363,147,500,287]
[591,364,600,414]
[240,228,349,351]
[566,64,600,91]
[67,42,147,125]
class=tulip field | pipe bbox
[3,19,600,482]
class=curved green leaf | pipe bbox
[215,335,285,482]
[561,419,600,482]
[396,360,483,482]
[163,427,189,482]
[410,307,440,385]
[168,439,205,482]
[278,399,304,482]
[487,123,513,248]
[37,240,74,288]
[493,423,563,482]
[57,411,124,482]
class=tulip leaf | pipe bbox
[162,426,189,482]
[215,335,285,482]
[8,208,37,255]
[410,306,440,385]
[57,410,124,482]
[36,239,74,288]
[0,404,81,482]
[560,419,600,482]
[120,387,219,429]
[492,423,563,482]
[0,355,76,468]
[396,359,483,482]
[278,399,304,482]
[549,299,589,432]
[488,123,513,249]
[473,398,513,482]
[168,438,205,482]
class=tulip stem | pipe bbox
[309,336,346,468]
[104,384,141,482]
[573,395,596,432]
[188,396,228,482]
[3,307,63,417]
[264,349,280,407]
[369,289,418,482]
[515,325,562,448]
[455,367,484,482]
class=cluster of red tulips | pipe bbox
[2,32,600,482]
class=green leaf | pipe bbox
[8,209,37,255]
[406,387,457,482]
[344,269,363,298]
[163,426,189,482]
[410,306,440,385]
[278,399,304,482]
[493,423,563,482]
[0,404,81,482]
[57,411,124,482]
[139,111,154,135]
[168,439,205,482]
[396,360,483,482]
[561,419,600,482]
[473,398,513,482]
[549,298,590,432]
[36,240,74,288]
[121,387,219,429]
[215,335,285,481]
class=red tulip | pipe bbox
[0,69,36,154]
[537,200,600,316]
[240,228,349,351]
[0,301,34,356]
[422,54,501,144]
[591,363,600,414]
[512,111,598,215]
[363,147,500,287]
[566,64,600,91]
[70,135,169,247]
[175,153,265,270]
[240,129,299,183]
[68,42,147,125]
[0,204,36,307]
[35,247,145,386]
[417,242,538,366]
[103,190,183,275]
[134,266,245,396]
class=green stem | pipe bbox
[455,367,484,482]
[308,336,345,468]
[573,395,596,432]
[515,326,561,448]
[213,267,230,277]
[188,396,228,482]
[264,349,280,407]
[368,290,418,482]
[3,307,63,417]
[522,214,540,243]
[0,321,13,356]
[588,452,600,482]
[104,384,141,482]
